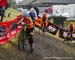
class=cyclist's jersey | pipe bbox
[23,17,33,29]
[35,17,42,27]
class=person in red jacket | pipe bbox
[66,24,73,43]
[68,24,73,37]
[69,24,73,32]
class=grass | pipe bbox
[1,8,20,22]
[64,20,75,26]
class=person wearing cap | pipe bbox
[17,10,34,52]
[29,8,37,26]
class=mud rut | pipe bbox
[0,31,75,60]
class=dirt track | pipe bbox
[0,31,75,60]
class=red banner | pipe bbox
[0,16,22,44]
[0,0,7,7]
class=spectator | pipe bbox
[29,8,37,25]
[66,24,73,42]
[41,13,47,32]
[34,6,39,17]
[69,24,73,32]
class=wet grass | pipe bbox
[0,8,20,22]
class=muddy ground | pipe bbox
[0,31,75,60]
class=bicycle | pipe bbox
[18,24,28,50]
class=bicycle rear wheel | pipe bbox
[18,38,25,50]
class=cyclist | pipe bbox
[17,10,34,52]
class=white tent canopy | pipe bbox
[52,4,75,17]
